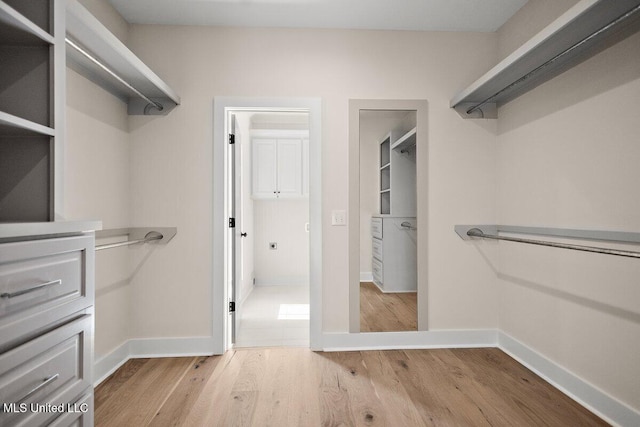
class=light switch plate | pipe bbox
[331,210,347,226]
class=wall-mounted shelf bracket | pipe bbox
[95,227,177,251]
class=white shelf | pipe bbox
[0,111,55,136]
[380,189,391,194]
[0,1,54,45]
[451,0,640,118]
[380,162,390,170]
[66,0,180,115]
[0,220,102,242]
[391,127,416,151]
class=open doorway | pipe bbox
[214,96,322,354]
[228,110,311,348]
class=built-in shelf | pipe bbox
[391,127,416,151]
[0,111,55,136]
[380,162,390,170]
[380,189,391,194]
[451,0,640,119]
[66,0,180,115]
[0,1,54,45]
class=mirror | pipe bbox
[359,109,417,332]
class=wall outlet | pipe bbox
[331,210,347,226]
[269,242,277,250]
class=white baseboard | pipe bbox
[360,272,373,282]
[93,336,216,387]
[322,329,498,351]
[498,332,640,427]
[255,277,309,286]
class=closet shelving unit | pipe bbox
[451,0,640,118]
[0,0,65,222]
[379,135,392,214]
[378,128,417,217]
[66,0,180,115]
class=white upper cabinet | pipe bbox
[251,131,308,199]
[252,138,278,198]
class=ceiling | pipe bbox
[107,0,528,32]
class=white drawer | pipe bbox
[0,314,92,427]
[48,392,93,427]
[372,238,383,261]
[0,235,94,351]
[372,258,383,286]
[371,217,383,239]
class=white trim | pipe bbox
[213,97,323,354]
[250,129,309,138]
[359,272,373,282]
[498,332,640,427]
[322,329,498,351]
[93,341,132,387]
[255,277,310,286]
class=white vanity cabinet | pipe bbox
[371,216,417,292]
[252,131,309,199]
[0,225,98,427]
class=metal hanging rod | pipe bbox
[65,38,164,113]
[466,228,640,259]
[95,231,163,251]
[466,4,640,115]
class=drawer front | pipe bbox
[48,392,93,427]
[0,235,94,351]
[0,315,92,427]
[371,218,383,239]
[372,258,383,286]
[372,238,383,261]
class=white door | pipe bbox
[276,139,303,197]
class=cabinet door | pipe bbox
[276,139,302,198]
[252,138,277,198]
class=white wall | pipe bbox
[65,1,132,361]
[254,199,309,286]
[124,26,499,336]
[495,1,640,412]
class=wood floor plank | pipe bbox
[95,357,195,427]
[360,351,424,427]
[360,282,416,332]
[149,356,223,426]
[94,348,609,427]
[324,351,387,426]
[182,350,249,427]
[94,358,149,412]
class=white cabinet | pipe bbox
[252,132,308,199]
[0,231,96,426]
[371,216,417,292]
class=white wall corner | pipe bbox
[498,332,640,427]
[93,341,132,387]
[360,272,373,282]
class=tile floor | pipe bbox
[235,285,310,348]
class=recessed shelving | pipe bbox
[0,111,55,136]
[0,1,54,45]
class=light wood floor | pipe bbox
[94,348,607,426]
[360,281,417,332]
